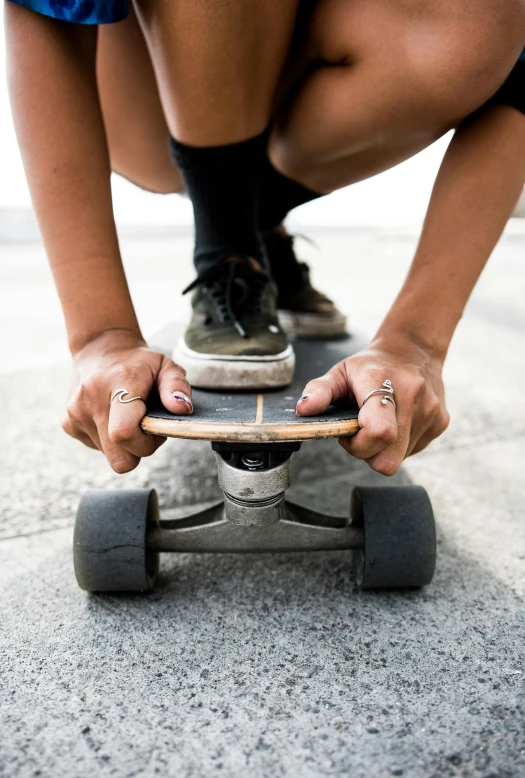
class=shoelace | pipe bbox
[182,259,269,339]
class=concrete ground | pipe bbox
[1,225,524,778]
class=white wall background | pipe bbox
[0,11,453,228]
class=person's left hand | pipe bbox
[295,336,450,475]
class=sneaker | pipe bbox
[263,226,347,338]
[174,256,295,390]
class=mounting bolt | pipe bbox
[241,454,265,470]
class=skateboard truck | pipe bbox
[73,440,437,594]
[147,442,364,553]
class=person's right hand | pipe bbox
[62,329,192,473]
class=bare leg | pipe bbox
[133,0,299,145]
[95,0,524,204]
[271,0,525,191]
[96,5,182,194]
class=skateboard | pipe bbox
[73,328,436,594]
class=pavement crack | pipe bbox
[0,525,73,543]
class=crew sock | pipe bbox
[169,132,268,273]
[258,156,322,231]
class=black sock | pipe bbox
[169,132,268,273]
[258,157,321,232]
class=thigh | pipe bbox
[272,0,525,191]
[96,4,182,194]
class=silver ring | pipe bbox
[110,388,144,406]
[362,380,396,410]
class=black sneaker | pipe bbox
[173,256,295,389]
[263,226,347,338]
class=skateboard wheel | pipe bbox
[350,485,436,589]
[73,489,160,593]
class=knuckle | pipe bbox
[83,369,106,395]
[162,357,188,383]
[173,365,188,381]
[409,375,426,398]
[61,414,74,436]
[426,395,442,417]
[436,411,451,435]
[65,400,83,426]
[109,421,138,445]
[424,392,443,419]
[372,458,398,477]
[369,420,397,445]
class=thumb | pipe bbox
[157,356,193,415]
[295,364,349,416]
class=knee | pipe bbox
[416,5,525,125]
[111,164,184,195]
[302,0,525,125]
[271,0,525,184]
[137,177,184,196]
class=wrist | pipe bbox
[71,326,145,360]
[374,290,460,364]
[371,322,449,366]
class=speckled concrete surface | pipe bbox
[1,227,524,777]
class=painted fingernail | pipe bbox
[173,392,193,411]
[295,393,312,411]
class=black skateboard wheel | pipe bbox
[350,485,436,589]
[73,489,159,593]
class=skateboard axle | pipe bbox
[147,503,363,554]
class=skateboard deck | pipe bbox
[142,327,363,443]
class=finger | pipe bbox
[62,415,99,450]
[407,435,432,457]
[408,424,442,457]
[99,431,165,474]
[157,356,193,414]
[97,409,142,473]
[106,392,160,463]
[342,393,399,462]
[295,366,349,416]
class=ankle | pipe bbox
[169,131,269,269]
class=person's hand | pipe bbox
[62,329,192,473]
[295,335,450,475]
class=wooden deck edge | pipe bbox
[141,416,361,442]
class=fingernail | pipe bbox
[173,392,193,411]
[295,393,312,411]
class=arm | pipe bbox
[377,103,525,361]
[5,3,191,472]
[298,103,525,474]
[6,4,138,353]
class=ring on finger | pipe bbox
[362,379,397,410]
[110,388,144,406]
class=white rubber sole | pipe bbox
[173,339,295,390]
[278,309,348,338]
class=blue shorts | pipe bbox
[8,0,128,24]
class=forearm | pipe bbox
[5,3,141,354]
[375,103,525,359]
